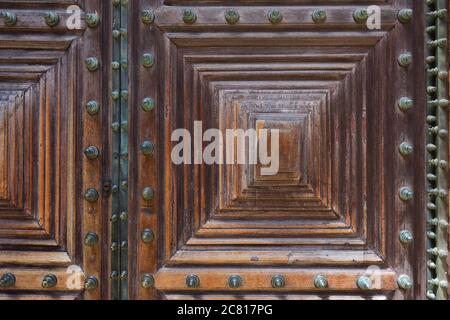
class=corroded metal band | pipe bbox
[426,0,449,301]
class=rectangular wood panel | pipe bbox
[128,0,427,300]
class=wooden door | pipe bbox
[0,1,112,300]
[1,0,448,301]
[126,0,428,300]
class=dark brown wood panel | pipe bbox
[129,0,426,300]
[0,0,112,300]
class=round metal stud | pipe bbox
[112,61,120,70]
[314,274,329,289]
[399,230,413,245]
[142,53,154,68]
[397,275,413,290]
[0,273,16,288]
[141,10,155,25]
[141,229,155,244]
[44,12,60,27]
[225,9,240,24]
[112,91,120,101]
[112,29,121,39]
[186,274,200,288]
[84,146,100,160]
[84,232,99,246]
[312,9,327,23]
[399,187,414,201]
[42,274,58,289]
[84,188,99,203]
[84,276,99,290]
[141,141,155,156]
[271,275,286,288]
[398,142,413,156]
[142,187,155,201]
[398,53,412,68]
[1,12,17,26]
[228,275,243,289]
[398,97,413,112]
[398,9,413,23]
[357,276,372,290]
[86,101,100,116]
[141,274,155,289]
[183,9,197,24]
[120,211,128,221]
[86,12,100,28]
[85,57,99,71]
[353,9,368,23]
[142,97,155,112]
[268,10,283,24]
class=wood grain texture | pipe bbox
[128,0,426,300]
[0,0,112,300]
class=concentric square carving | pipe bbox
[0,42,79,257]
[157,37,392,265]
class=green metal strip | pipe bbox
[111,0,122,300]
[119,0,130,301]
[426,0,449,300]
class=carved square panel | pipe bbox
[130,0,425,299]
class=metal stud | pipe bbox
[42,274,58,289]
[399,187,414,201]
[112,61,120,70]
[85,57,99,71]
[84,188,99,203]
[112,91,120,101]
[398,53,412,68]
[44,12,60,27]
[84,146,100,160]
[86,101,100,116]
[312,9,327,24]
[427,247,448,258]
[183,9,197,24]
[271,275,285,288]
[0,273,16,288]
[399,142,413,156]
[427,290,437,300]
[84,232,99,246]
[141,229,155,244]
[398,9,413,23]
[225,9,240,24]
[86,12,100,28]
[356,276,372,290]
[1,12,17,26]
[397,275,413,290]
[314,274,329,289]
[186,274,200,288]
[141,274,154,289]
[84,276,99,290]
[427,260,437,269]
[112,29,121,39]
[353,9,368,23]
[142,53,154,68]
[228,275,243,289]
[142,97,155,112]
[399,230,413,245]
[398,97,413,112]
[141,10,155,25]
[268,10,283,24]
[142,187,154,201]
[141,141,155,156]
[120,211,128,221]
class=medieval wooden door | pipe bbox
[0,0,448,300]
